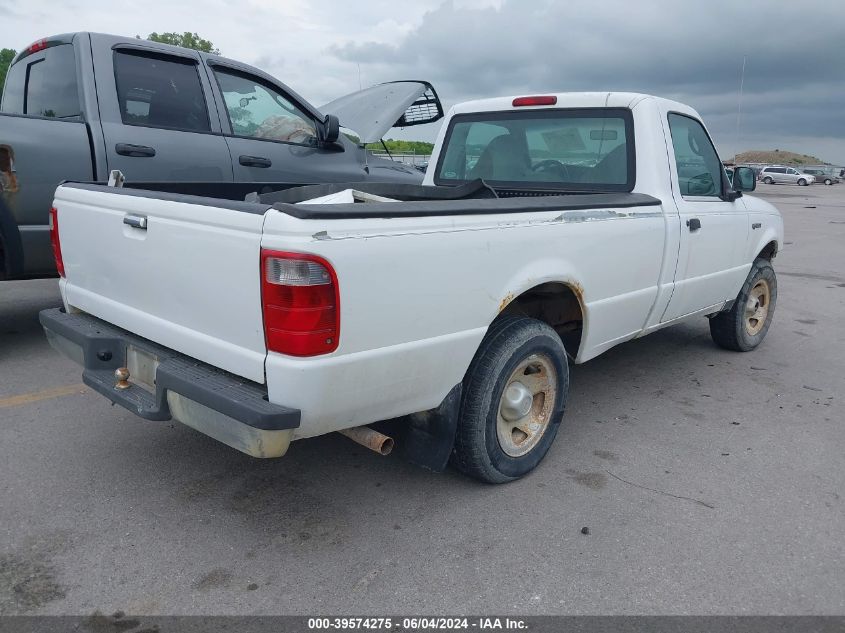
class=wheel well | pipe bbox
[499,282,584,358]
[757,240,778,261]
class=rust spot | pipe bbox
[570,281,584,303]
[0,144,19,193]
[498,291,515,313]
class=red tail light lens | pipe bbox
[49,207,65,278]
[261,250,339,357]
[512,95,557,107]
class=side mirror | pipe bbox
[321,114,340,144]
[733,166,757,192]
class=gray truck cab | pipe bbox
[0,32,442,279]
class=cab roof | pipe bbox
[449,92,697,117]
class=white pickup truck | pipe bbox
[40,92,783,483]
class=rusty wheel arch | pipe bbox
[497,282,585,359]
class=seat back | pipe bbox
[470,135,530,180]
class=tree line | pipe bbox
[366,139,435,155]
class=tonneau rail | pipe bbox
[275,191,662,220]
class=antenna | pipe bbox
[357,63,362,91]
[734,55,747,164]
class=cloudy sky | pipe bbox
[2,0,844,162]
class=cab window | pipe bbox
[436,108,634,191]
[668,113,723,197]
[213,69,317,145]
[113,51,210,132]
[1,44,80,118]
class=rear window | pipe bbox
[1,44,80,118]
[113,51,210,132]
[435,108,635,191]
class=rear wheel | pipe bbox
[451,316,569,483]
[763,176,774,184]
[798,178,807,186]
[709,258,778,352]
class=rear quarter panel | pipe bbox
[0,115,93,275]
[261,204,666,437]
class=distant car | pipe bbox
[801,168,839,185]
[758,166,816,186]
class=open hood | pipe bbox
[320,81,444,144]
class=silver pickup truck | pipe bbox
[0,32,442,279]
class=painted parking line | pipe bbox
[0,384,87,409]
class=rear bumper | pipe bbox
[39,308,300,457]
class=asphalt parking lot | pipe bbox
[0,183,843,616]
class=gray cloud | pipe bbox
[2,0,842,161]
[329,0,845,162]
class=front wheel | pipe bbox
[824,179,832,185]
[451,316,569,483]
[763,176,774,184]
[709,259,778,352]
[798,178,807,186]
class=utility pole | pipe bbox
[734,55,747,164]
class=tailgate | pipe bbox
[54,184,270,383]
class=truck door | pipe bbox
[206,64,366,184]
[660,112,749,322]
[91,41,233,182]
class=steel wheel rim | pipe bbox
[744,279,771,336]
[496,354,557,457]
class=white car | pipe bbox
[758,166,816,186]
[41,92,784,483]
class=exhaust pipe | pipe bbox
[339,426,394,456]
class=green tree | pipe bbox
[0,48,17,90]
[141,32,219,54]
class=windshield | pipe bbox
[435,108,634,191]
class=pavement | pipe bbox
[0,183,843,616]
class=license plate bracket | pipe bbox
[126,346,159,392]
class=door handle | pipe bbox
[686,218,702,231]
[123,214,148,230]
[752,222,762,230]
[239,155,272,168]
[115,143,156,157]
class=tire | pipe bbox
[763,176,774,184]
[798,178,807,186]
[824,179,832,185]
[451,316,569,483]
[709,258,778,352]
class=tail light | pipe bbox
[260,250,339,357]
[49,207,65,278]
